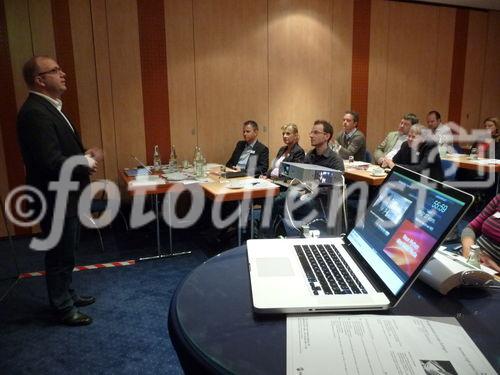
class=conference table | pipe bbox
[168,245,499,375]
[442,154,500,173]
[120,166,280,255]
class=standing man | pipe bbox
[333,110,366,161]
[374,113,418,165]
[17,56,102,326]
[226,120,269,176]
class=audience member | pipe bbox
[265,123,305,178]
[332,111,366,161]
[226,120,269,176]
[382,124,443,180]
[426,110,452,143]
[373,113,418,165]
[471,117,500,159]
[461,194,500,272]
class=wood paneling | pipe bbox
[331,0,353,128]
[91,0,119,183]
[461,10,488,130]
[268,0,333,156]
[165,0,197,163]
[194,0,268,164]
[137,0,170,165]
[29,0,56,57]
[68,0,104,180]
[366,0,455,153]
[106,0,146,170]
[480,11,500,121]
[4,0,32,110]
[351,0,370,134]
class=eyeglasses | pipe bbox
[309,130,326,135]
[36,66,63,76]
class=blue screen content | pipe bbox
[347,171,465,295]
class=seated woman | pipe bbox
[471,117,500,159]
[382,124,443,180]
[264,123,305,179]
[461,194,500,272]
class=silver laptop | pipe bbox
[247,165,473,313]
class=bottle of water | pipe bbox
[169,145,177,170]
[467,244,481,268]
[153,145,161,172]
[438,136,447,158]
[196,148,204,177]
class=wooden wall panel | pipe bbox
[331,0,353,129]
[165,0,197,163]
[0,125,10,235]
[68,0,104,180]
[106,0,146,170]
[4,0,31,110]
[268,0,333,156]
[91,0,119,183]
[366,0,389,153]
[366,1,455,153]
[28,0,56,57]
[193,0,268,164]
[480,11,500,121]
[461,10,488,131]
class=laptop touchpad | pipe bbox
[256,257,294,277]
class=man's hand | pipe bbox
[86,148,104,162]
[381,158,394,169]
[85,155,98,174]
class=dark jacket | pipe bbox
[266,143,305,177]
[226,140,269,177]
[392,140,444,181]
[17,93,91,218]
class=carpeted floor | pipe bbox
[0,223,213,375]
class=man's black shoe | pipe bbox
[74,295,96,307]
[61,311,92,326]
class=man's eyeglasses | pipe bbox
[309,130,326,135]
[36,66,63,76]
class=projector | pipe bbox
[279,162,341,186]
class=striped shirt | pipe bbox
[469,194,500,245]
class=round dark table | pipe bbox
[168,246,499,374]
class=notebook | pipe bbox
[247,165,473,313]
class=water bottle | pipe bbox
[438,136,447,158]
[467,244,481,268]
[153,145,161,172]
[169,145,178,170]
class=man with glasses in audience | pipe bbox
[374,113,418,166]
[17,56,102,326]
[260,120,343,238]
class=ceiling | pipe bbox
[408,0,500,11]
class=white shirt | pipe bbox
[385,134,407,160]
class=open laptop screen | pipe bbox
[347,169,467,295]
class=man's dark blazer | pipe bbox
[17,93,91,218]
[266,143,305,177]
[392,140,444,181]
[226,140,269,176]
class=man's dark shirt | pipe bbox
[304,146,345,172]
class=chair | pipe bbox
[364,150,372,163]
[282,172,347,238]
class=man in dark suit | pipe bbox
[226,120,269,176]
[17,56,103,326]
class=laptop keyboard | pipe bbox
[294,244,367,296]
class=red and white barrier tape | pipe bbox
[19,260,136,279]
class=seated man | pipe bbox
[427,110,452,143]
[226,120,269,177]
[332,110,366,161]
[373,113,418,165]
[260,120,344,238]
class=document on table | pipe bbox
[286,315,495,375]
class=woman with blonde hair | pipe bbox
[265,123,305,178]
